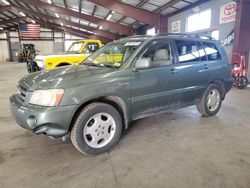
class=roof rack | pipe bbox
[157,33,216,40]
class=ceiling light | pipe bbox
[0,27,3,30]
[19,12,26,17]
[1,0,9,5]
[55,13,59,18]
[106,14,112,20]
[31,20,35,23]
[60,23,63,26]
[47,0,52,4]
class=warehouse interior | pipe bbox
[0,0,250,187]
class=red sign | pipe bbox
[220,2,237,24]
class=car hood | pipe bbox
[19,65,116,91]
[35,53,86,61]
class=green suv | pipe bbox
[10,34,233,155]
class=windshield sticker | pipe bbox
[125,42,141,46]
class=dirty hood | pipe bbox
[19,65,116,91]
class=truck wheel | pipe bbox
[71,102,123,155]
[196,84,222,117]
[236,76,248,89]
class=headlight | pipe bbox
[29,89,64,106]
[36,60,44,68]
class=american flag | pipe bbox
[19,23,40,38]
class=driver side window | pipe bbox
[140,41,173,68]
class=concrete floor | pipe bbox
[0,62,250,188]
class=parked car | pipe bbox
[10,34,233,155]
[26,39,103,73]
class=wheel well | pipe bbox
[68,96,128,132]
[57,62,70,67]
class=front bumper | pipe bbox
[10,94,77,137]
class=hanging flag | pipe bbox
[19,23,40,38]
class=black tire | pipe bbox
[71,102,123,155]
[236,76,248,89]
[196,84,223,117]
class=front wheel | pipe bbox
[197,84,222,117]
[70,102,123,155]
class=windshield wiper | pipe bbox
[83,62,119,69]
[83,62,104,68]
[100,62,119,69]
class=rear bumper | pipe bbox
[10,94,77,137]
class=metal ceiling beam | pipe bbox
[0,5,12,12]
[88,0,160,26]
[154,0,183,13]
[32,18,111,43]
[10,5,117,40]
[16,0,132,35]
[0,17,24,26]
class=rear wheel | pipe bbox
[197,84,222,117]
[70,102,123,155]
[236,76,248,89]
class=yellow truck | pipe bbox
[27,39,103,72]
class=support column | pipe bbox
[233,0,250,61]
[6,31,12,62]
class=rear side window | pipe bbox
[175,40,200,63]
[202,42,221,61]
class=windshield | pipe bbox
[82,40,143,69]
[67,42,84,53]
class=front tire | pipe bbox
[71,102,123,155]
[197,84,222,117]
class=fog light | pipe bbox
[27,115,37,128]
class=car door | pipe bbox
[174,40,212,105]
[130,39,180,118]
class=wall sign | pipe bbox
[172,20,181,33]
[219,2,237,24]
[221,29,234,46]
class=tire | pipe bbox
[71,102,123,155]
[236,76,248,89]
[196,84,222,117]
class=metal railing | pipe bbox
[157,33,216,40]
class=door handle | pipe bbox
[170,68,178,74]
[204,64,208,69]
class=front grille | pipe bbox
[17,85,28,102]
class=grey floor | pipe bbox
[0,62,250,188]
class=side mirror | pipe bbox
[134,58,151,70]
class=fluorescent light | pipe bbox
[2,0,9,5]
[19,12,26,17]
[55,13,59,18]
[60,23,63,26]
[106,14,112,20]
[47,0,52,4]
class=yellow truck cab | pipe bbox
[27,39,103,72]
